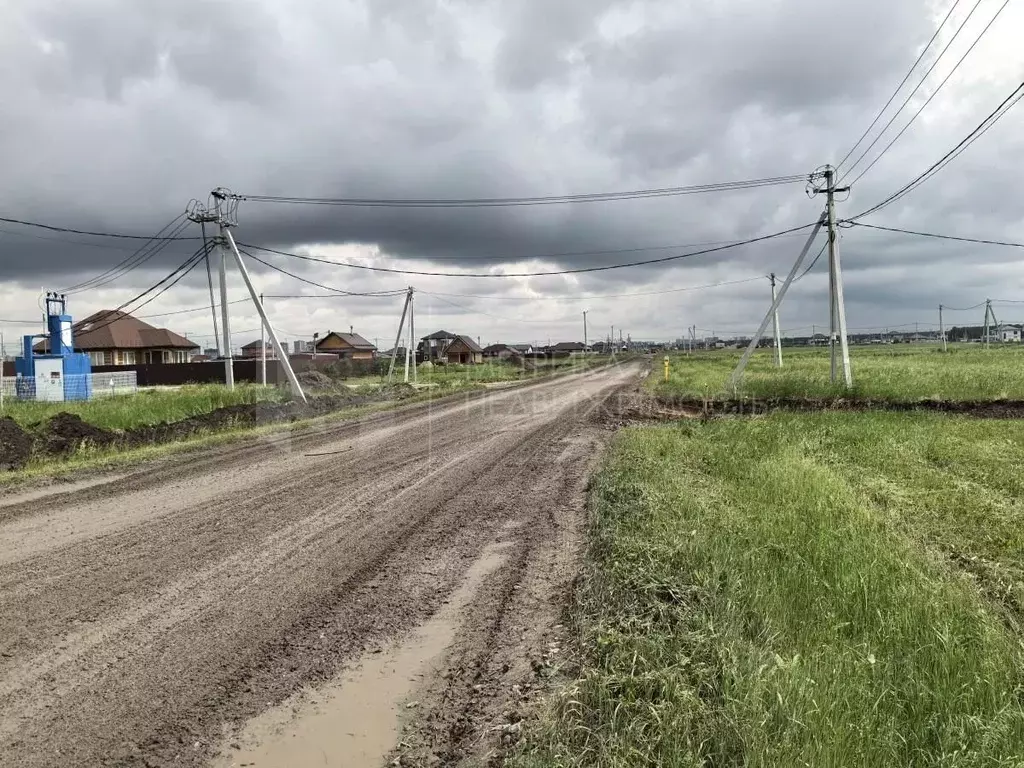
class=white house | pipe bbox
[997,324,1021,343]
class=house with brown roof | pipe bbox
[240,340,277,358]
[419,330,483,365]
[314,331,377,360]
[33,310,199,366]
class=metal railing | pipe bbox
[0,371,138,405]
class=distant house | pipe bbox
[293,340,314,354]
[314,331,376,360]
[240,340,276,358]
[550,341,585,353]
[419,330,483,364]
[510,344,534,355]
[483,343,520,360]
[997,324,1021,343]
[33,309,199,365]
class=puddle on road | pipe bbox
[214,541,510,768]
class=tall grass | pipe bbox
[656,345,1024,401]
[511,415,1024,767]
[1,384,287,431]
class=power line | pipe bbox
[794,241,829,283]
[237,248,408,296]
[840,0,987,182]
[851,79,1024,220]
[0,214,200,241]
[835,0,962,172]
[845,0,1010,188]
[846,221,1024,248]
[237,221,818,278]
[53,246,210,343]
[239,175,809,208]
[423,276,768,301]
[59,215,194,294]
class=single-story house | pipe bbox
[483,343,521,360]
[314,331,377,360]
[240,340,277,358]
[419,330,483,364]
[511,344,534,355]
[33,309,199,365]
[550,341,586,353]
[997,324,1021,343]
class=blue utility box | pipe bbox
[14,294,92,401]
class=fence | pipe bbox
[0,371,137,404]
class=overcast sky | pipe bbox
[1,0,1022,354]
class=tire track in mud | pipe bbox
[0,363,638,767]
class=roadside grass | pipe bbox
[656,344,1024,401]
[0,383,287,430]
[511,413,1024,767]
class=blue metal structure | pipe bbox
[14,293,92,401]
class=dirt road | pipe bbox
[0,362,640,767]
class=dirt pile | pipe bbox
[0,386,425,472]
[297,370,334,390]
[650,395,1024,419]
[38,413,117,456]
[0,418,31,471]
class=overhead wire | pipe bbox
[845,220,1024,248]
[237,221,819,278]
[850,78,1024,220]
[0,214,200,241]
[239,174,810,209]
[59,215,194,294]
[840,0,987,182]
[236,247,408,296]
[835,0,962,172]
[845,0,1011,187]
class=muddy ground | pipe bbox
[641,393,1024,420]
[0,362,640,767]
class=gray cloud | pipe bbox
[1,0,1023,350]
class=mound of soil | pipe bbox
[0,417,32,471]
[297,370,334,390]
[652,395,1024,419]
[39,413,116,456]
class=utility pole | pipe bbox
[583,310,588,353]
[259,292,267,386]
[984,299,993,349]
[387,288,412,383]
[610,325,614,355]
[202,228,220,357]
[769,273,782,367]
[812,166,852,387]
[188,191,306,401]
[217,229,234,389]
[409,288,417,384]
[939,305,947,352]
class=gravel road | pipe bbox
[0,362,640,767]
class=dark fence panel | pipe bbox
[88,356,386,387]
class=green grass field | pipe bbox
[656,344,1024,401]
[511,414,1024,767]
[0,383,288,431]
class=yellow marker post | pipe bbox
[663,355,670,381]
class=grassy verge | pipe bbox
[511,414,1024,766]
[656,345,1024,401]
[0,383,287,430]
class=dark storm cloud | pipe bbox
[1,0,1023,344]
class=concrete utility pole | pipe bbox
[812,166,852,387]
[260,293,267,386]
[769,273,783,367]
[583,310,588,352]
[202,228,221,357]
[730,215,826,387]
[610,325,614,355]
[223,229,306,402]
[984,298,993,349]
[409,288,417,384]
[939,304,948,352]
[217,232,234,389]
[387,288,412,383]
